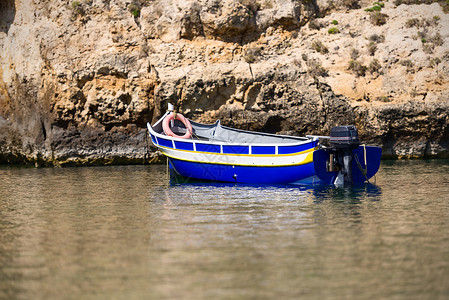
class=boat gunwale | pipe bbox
[147,120,317,148]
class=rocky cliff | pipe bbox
[0,0,448,165]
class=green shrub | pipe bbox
[375,2,385,7]
[423,43,435,54]
[369,33,385,43]
[400,59,414,73]
[244,53,255,63]
[430,32,443,46]
[243,47,261,64]
[328,27,340,34]
[442,0,449,13]
[367,41,377,55]
[376,96,391,102]
[413,32,444,53]
[331,20,339,25]
[406,18,419,28]
[365,4,382,11]
[312,40,329,54]
[307,59,328,77]
[348,60,367,77]
[406,17,440,28]
[393,0,432,5]
[129,3,141,17]
[368,59,382,74]
[400,59,413,67]
[432,15,440,25]
[71,1,85,17]
[350,48,360,60]
[429,57,441,68]
[417,30,427,39]
[370,11,388,25]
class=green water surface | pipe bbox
[0,160,448,299]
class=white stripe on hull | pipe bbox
[159,146,315,167]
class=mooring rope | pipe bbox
[354,145,369,183]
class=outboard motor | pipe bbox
[311,125,382,185]
[327,126,360,184]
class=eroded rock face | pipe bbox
[0,0,448,165]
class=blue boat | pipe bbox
[147,104,381,185]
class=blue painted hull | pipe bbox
[313,146,382,184]
[169,157,316,184]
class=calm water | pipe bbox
[0,160,448,300]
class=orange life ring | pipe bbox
[162,112,193,139]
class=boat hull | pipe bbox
[147,121,319,184]
[168,157,316,184]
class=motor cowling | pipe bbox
[330,125,360,150]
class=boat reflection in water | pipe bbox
[168,168,382,205]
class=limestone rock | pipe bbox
[0,0,448,165]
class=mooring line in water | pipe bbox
[354,147,369,183]
[166,156,169,182]
[144,130,148,164]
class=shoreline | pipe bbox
[1,151,448,168]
